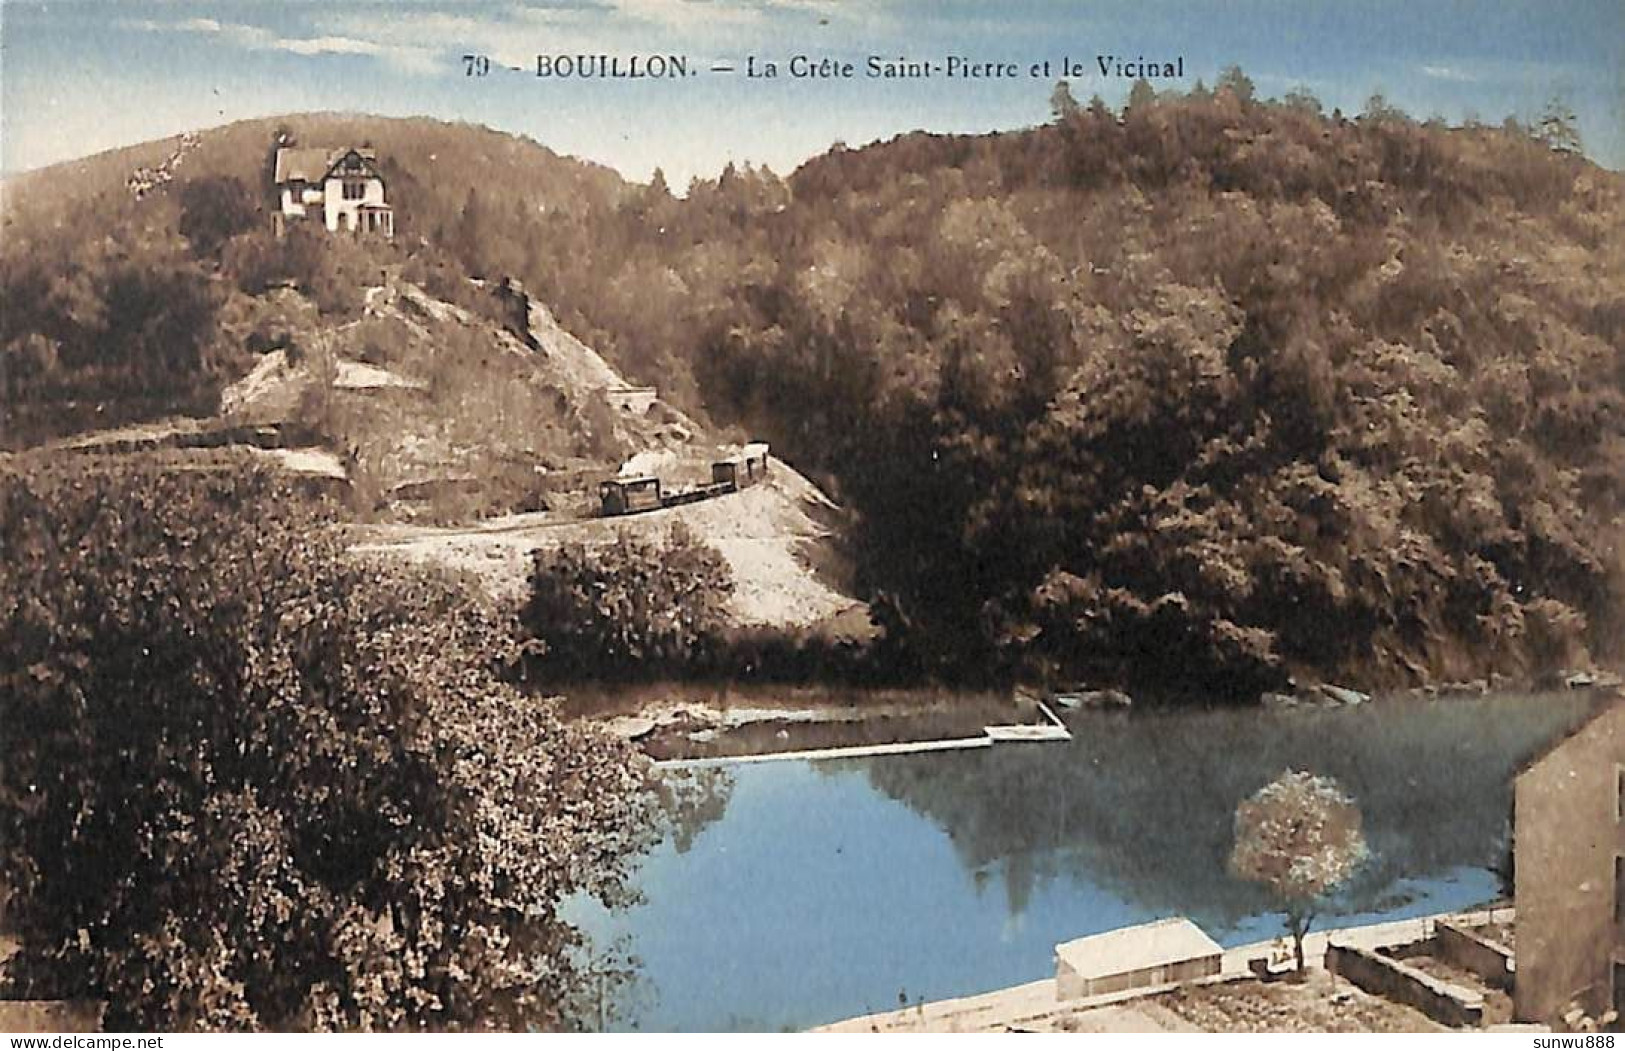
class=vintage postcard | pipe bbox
[0,0,1621,1038]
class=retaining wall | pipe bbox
[606,387,659,414]
[1434,922,1515,991]
[1325,943,1484,1027]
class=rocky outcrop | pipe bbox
[1052,688,1134,710]
[1261,683,1369,709]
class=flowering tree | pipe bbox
[1229,770,1369,973]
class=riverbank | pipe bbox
[569,682,1057,762]
[354,471,863,630]
[652,701,1070,768]
[574,676,1619,764]
[816,906,1514,1033]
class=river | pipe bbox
[567,691,1601,1031]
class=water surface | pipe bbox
[570,692,1599,1031]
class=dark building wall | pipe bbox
[1514,701,1625,1024]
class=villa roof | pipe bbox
[1055,917,1222,980]
[273,147,330,184]
[273,147,381,184]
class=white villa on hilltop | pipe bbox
[273,146,394,237]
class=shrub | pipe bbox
[179,176,260,259]
[0,460,652,1030]
[224,228,359,315]
[522,522,734,677]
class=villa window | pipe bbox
[343,180,367,201]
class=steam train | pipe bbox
[598,445,770,517]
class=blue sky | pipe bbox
[2,0,1620,184]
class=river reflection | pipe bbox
[568,692,1601,1032]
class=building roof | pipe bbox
[273,146,381,185]
[1055,917,1222,979]
[273,147,331,184]
[1514,694,1623,782]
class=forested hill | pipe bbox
[1,112,627,250]
[0,113,634,440]
[542,81,1625,699]
[4,83,1622,700]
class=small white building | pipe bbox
[604,386,659,415]
[273,146,394,237]
[1055,917,1223,1000]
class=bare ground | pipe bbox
[821,972,1442,1034]
[350,473,863,631]
[1401,954,1513,1026]
[1153,972,1447,1033]
[820,910,1516,1034]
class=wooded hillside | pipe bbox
[3,81,1620,698]
[0,114,628,442]
[548,81,1625,697]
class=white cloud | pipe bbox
[608,0,770,32]
[273,35,379,56]
[1253,72,1331,90]
[1420,64,1479,83]
[118,15,440,75]
[117,0,892,81]
[312,8,567,71]
[312,0,888,71]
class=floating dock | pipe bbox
[653,701,1071,769]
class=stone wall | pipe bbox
[1435,922,1515,992]
[606,387,659,415]
[1325,943,1485,1027]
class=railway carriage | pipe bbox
[599,444,771,517]
[598,476,663,516]
[711,446,771,489]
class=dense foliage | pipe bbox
[178,176,260,259]
[552,83,1625,698]
[522,522,735,677]
[0,229,222,442]
[0,461,653,1030]
[3,84,1620,695]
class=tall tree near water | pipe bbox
[1230,771,1369,973]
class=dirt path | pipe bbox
[351,473,862,630]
